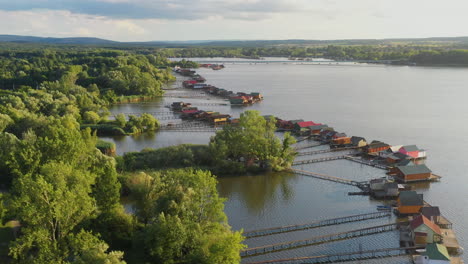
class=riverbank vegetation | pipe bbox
[0,45,243,263]
[118,110,297,175]
[82,113,160,136]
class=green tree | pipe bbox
[0,113,13,132]
[139,113,159,131]
[210,110,296,171]
[127,169,245,263]
[115,113,127,128]
[68,230,126,264]
[90,153,121,214]
[83,111,101,124]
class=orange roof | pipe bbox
[410,215,441,235]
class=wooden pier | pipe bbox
[163,92,211,99]
[165,102,229,107]
[294,142,327,150]
[243,211,391,238]
[296,147,359,156]
[290,169,369,189]
[294,135,313,143]
[292,155,347,165]
[112,111,177,117]
[159,122,224,132]
[241,223,399,257]
[344,156,389,170]
[246,246,419,264]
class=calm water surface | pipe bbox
[106,59,468,263]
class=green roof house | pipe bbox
[414,243,450,264]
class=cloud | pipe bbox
[0,0,467,41]
[0,0,312,20]
[0,9,147,40]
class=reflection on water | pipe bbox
[408,181,432,191]
[217,172,297,214]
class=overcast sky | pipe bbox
[0,0,467,41]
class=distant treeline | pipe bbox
[158,45,468,65]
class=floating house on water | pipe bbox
[365,140,390,154]
[393,164,432,182]
[330,136,352,147]
[410,215,442,245]
[421,206,442,225]
[307,124,329,135]
[350,136,367,147]
[293,121,317,132]
[386,152,411,164]
[399,145,427,159]
[369,178,399,198]
[396,191,424,215]
[414,243,451,264]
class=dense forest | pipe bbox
[0,46,248,264]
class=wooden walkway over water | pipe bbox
[156,121,225,132]
[294,143,328,150]
[296,147,358,156]
[344,156,389,170]
[247,246,419,264]
[243,211,391,238]
[163,92,212,99]
[112,111,176,117]
[241,223,399,257]
[290,169,368,189]
[292,156,347,165]
[111,111,181,120]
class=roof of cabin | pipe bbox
[423,243,450,261]
[401,145,419,152]
[350,136,366,143]
[399,191,424,206]
[308,124,327,130]
[410,215,441,234]
[396,164,432,175]
[421,206,441,217]
[368,141,390,149]
[290,119,304,124]
[297,121,318,128]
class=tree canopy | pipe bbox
[210,110,296,173]
[125,169,245,264]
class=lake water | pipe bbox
[104,58,468,263]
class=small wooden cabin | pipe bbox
[414,243,451,264]
[396,191,424,215]
[410,215,442,245]
[420,206,441,224]
[394,164,432,182]
[350,136,367,147]
[365,140,390,154]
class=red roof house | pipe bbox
[399,145,421,158]
[410,215,442,244]
[294,121,321,131]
